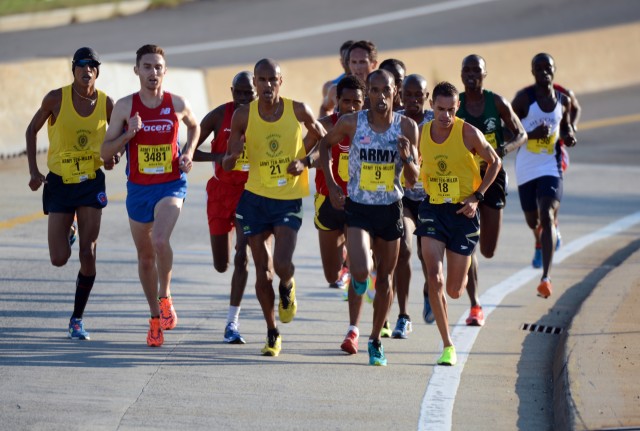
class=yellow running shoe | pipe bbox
[261,333,282,356]
[437,345,457,366]
[278,279,297,324]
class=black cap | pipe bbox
[72,47,101,65]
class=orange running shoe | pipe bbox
[147,317,164,347]
[465,305,485,326]
[159,296,178,330]
[340,329,359,355]
[537,278,553,298]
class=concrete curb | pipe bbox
[554,243,640,430]
[0,1,150,33]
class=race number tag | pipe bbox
[428,176,460,203]
[338,153,349,181]
[526,130,558,154]
[359,162,394,192]
[60,150,95,184]
[138,144,172,174]
[233,145,250,172]
[259,156,291,187]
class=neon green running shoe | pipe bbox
[437,345,457,366]
[380,320,392,338]
[278,279,297,323]
[261,333,282,357]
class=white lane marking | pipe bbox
[417,211,640,430]
[101,0,502,61]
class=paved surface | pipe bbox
[1,1,639,430]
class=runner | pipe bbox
[392,73,434,338]
[379,58,406,112]
[319,69,419,366]
[457,54,527,326]
[319,40,354,117]
[192,71,257,344]
[416,81,501,366]
[512,53,576,298]
[26,47,115,340]
[101,44,200,347]
[222,58,325,357]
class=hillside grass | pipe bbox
[0,0,185,17]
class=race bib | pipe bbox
[60,150,95,184]
[359,162,394,192]
[138,144,172,174]
[428,175,460,204]
[338,153,349,181]
[259,156,291,187]
[233,146,250,172]
[526,130,558,154]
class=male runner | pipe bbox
[457,54,527,326]
[416,81,501,366]
[222,59,325,357]
[319,69,419,366]
[392,73,434,338]
[319,40,354,117]
[193,71,257,344]
[26,47,115,340]
[512,53,576,298]
[102,44,200,347]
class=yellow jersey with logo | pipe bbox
[420,117,481,204]
[47,85,107,183]
[244,98,309,200]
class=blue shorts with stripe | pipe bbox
[126,175,187,223]
[235,190,303,236]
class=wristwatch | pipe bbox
[474,191,485,202]
[401,154,414,164]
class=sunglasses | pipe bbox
[74,59,100,68]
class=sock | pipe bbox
[72,271,95,319]
[267,327,280,338]
[399,313,411,321]
[369,338,381,348]
[227,306,240,326]
[348,325,359,336]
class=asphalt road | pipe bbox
[1,0,639,67]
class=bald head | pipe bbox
[531,52,554,68]
[232,70,253,87]
[254,58,281,75]
[461,54,486,70]
[403,74,427,91]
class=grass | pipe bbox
[0,0,186,17]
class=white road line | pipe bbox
[417,210,640,431]
[101,0,502,61]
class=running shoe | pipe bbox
[392,316,412,339]
[537,278,553,298]
[437,345,457,366]
[340,329,359,355]
[365,272,376,304]
[465,305,485,326]
[380,320,392,338]
[423,294,435,324]
[337,265,351,289]
[223,322,246,344]
[68,317,90,340]
[278,279,297,323]
[368,339,387,366]
[159,296,177,330]
[556,229,562,251]
[532,247,542,269]
[69,217,78,247]
[261,333,282,357]
[147,317,164,347]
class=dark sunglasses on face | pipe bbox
[74,59,100,68]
